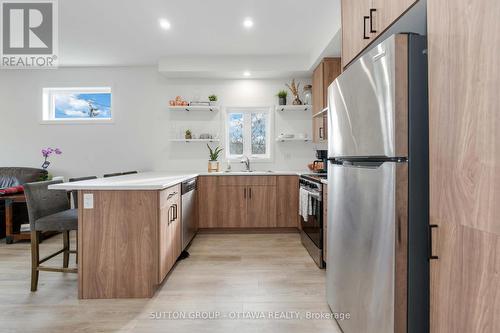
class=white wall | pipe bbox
[0,66,320,179]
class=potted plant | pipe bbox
[40,147,62,180]
[286,79,303,105]
[185,129,192,139]
[208,94,218,106]
[277,90,287,105]
[207,144,223,172]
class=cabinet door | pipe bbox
[372,0,417,35]
[341,0,373,68]
[276,176,299,228]
[312,62,325,142]
[429,0,500,331]
[158,199,173,283]
[197,176,219,228]
[220,186,247,227]
[170,194,182,262]
[312,59,342,143]
[247,186,277,228]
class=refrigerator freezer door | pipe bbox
[326,161,407,333]
[327,35,409,159]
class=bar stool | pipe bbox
[24,180,78,292]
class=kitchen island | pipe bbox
[50,171,304,299]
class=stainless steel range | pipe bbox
[299,173,326,268]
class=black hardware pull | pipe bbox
[319,127,324,139]
[369,9,377,33]
[363,16,370,39]
[249,187,252,199]
[429,224,439,260]
[244,188,246,199]
[168,205,173,224]
[173,204,177,221]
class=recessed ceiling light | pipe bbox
[243,18,254,29]
[159,19,171,30]
[243,71,251,77]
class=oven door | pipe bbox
[300,190,323,249]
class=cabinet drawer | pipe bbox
[218,176,276,186]
[160,184,180,209]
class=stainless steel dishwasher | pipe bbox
[181,178,197,251]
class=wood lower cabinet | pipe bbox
[220,185,247,227]
[276,176,299,228]
[428,0,500,331]
[312,58,341,143]
[158,184,181,284]
[198,175,299,229]
[198,176,219,228]
[246,186,277,228]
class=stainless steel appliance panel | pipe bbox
[181,178,197,250]
[328,35,402,158]
[327,161,402,333]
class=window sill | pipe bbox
[40,119,114,125]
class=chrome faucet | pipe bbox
[241,155,251,172]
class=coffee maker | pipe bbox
[313,150,328,173]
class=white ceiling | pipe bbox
[59,0,341,75]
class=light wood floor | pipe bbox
[0,232,341,333]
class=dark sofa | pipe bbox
[0,167,48,239]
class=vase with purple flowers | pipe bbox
[40,147,62,180]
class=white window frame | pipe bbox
[42,87,113,124]
[225,106,273,162]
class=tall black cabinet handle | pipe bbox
[363,16,370,39]
[244,188,247,199]
[369,9,377,33]
[173,204,177,221]
[429,224,439,260]
[249,187,252,199]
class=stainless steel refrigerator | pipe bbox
[326,34,429,333]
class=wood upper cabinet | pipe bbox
[341,0,374,69]
[428,0,500,331]
[312,58,341,143]
[372,0,417,35]
[197,176,219,228]
[158,184,181,284]
[276,176,299,228]
[341,0,418,68]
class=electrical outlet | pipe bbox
[83,193,94,209]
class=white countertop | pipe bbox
[49,171,308,191]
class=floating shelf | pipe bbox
[275,137,311,142]
[275,105,312,112]
[169,139,220,143]
[168,105,219,112]
[312,107,328,118]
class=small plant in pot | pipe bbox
[207,144,223,172]
[277,90,287,105]
[185,129,192,139]
[208,94,218,106]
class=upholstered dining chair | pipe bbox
[24,180,78,292]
